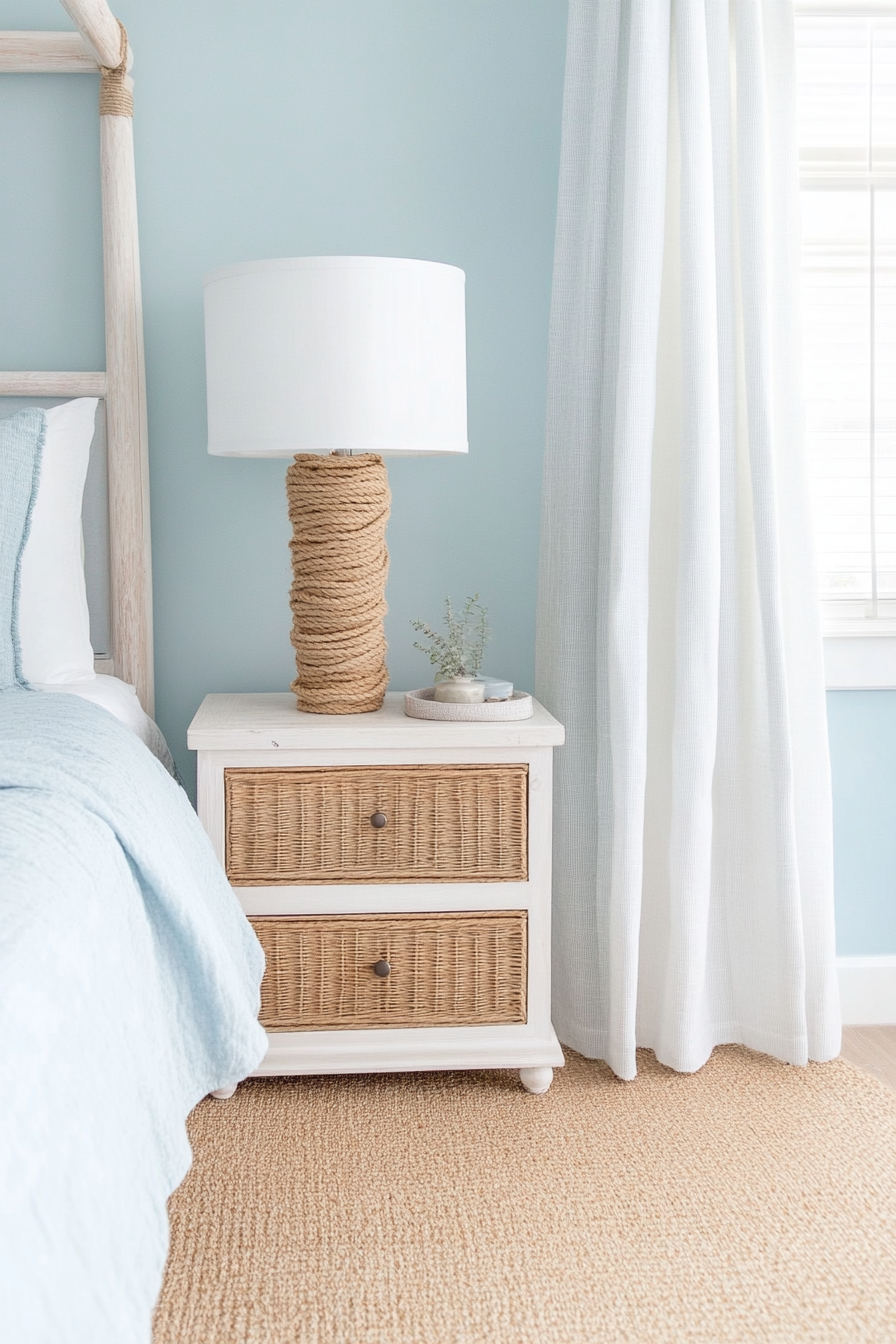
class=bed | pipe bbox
[0,7,267,1342]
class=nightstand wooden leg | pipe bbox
[210,1084,238,1100]
[519,1067,553,1094]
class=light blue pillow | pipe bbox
[0,408,46,689]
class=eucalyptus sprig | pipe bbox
[411,594,491,681]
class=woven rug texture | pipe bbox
[153,1046,896,1343]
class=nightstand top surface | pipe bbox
[188,691,564,751]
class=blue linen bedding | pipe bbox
[0,687,268,1344]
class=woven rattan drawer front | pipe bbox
[250,911,527,1031]
[225,764,528,885]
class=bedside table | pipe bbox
[188,692,565,1093]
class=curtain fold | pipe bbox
[536,0,840,1081]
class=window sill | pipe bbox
[823,630,896,689]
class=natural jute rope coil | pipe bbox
[286,454,391,713]
[99,21,133,119]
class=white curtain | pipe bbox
[536,0,840,1081]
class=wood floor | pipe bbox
[840,1026,896,1093]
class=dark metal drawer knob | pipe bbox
[370,812,388,829]
[374,959,391,978]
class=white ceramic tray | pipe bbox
[404,688,534,722]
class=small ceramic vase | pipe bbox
[433,675,486,704]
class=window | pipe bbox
[795,8,896,636]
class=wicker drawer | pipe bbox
[225,763,528,885]
[250,911,527,1031]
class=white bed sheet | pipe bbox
[32,675,176,775]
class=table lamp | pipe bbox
[203,256,468,714]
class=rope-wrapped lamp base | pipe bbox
[286,454,390,714]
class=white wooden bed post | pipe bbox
[0,0,154,715]
[95,18,154,716]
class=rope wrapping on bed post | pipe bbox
[98,20,131,118]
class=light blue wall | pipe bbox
[0,0,568,788]
[827,691,896,956]
[2,2,895,958]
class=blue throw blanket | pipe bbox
[0,688,267,1344]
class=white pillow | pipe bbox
[18,398,98,685]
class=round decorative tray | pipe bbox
[404,688,534,722]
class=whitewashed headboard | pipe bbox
[0,1,153,714]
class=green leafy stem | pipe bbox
[411,594,491,681]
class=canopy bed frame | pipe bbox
[0,0,152,713]
[0,18,276,1332]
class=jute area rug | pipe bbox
[153,1047,896,1343]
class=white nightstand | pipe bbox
[188,692,565,1093]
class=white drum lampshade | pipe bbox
[204,256,467,458]
[203,256,468,714]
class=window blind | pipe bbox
[795,15,896,629]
